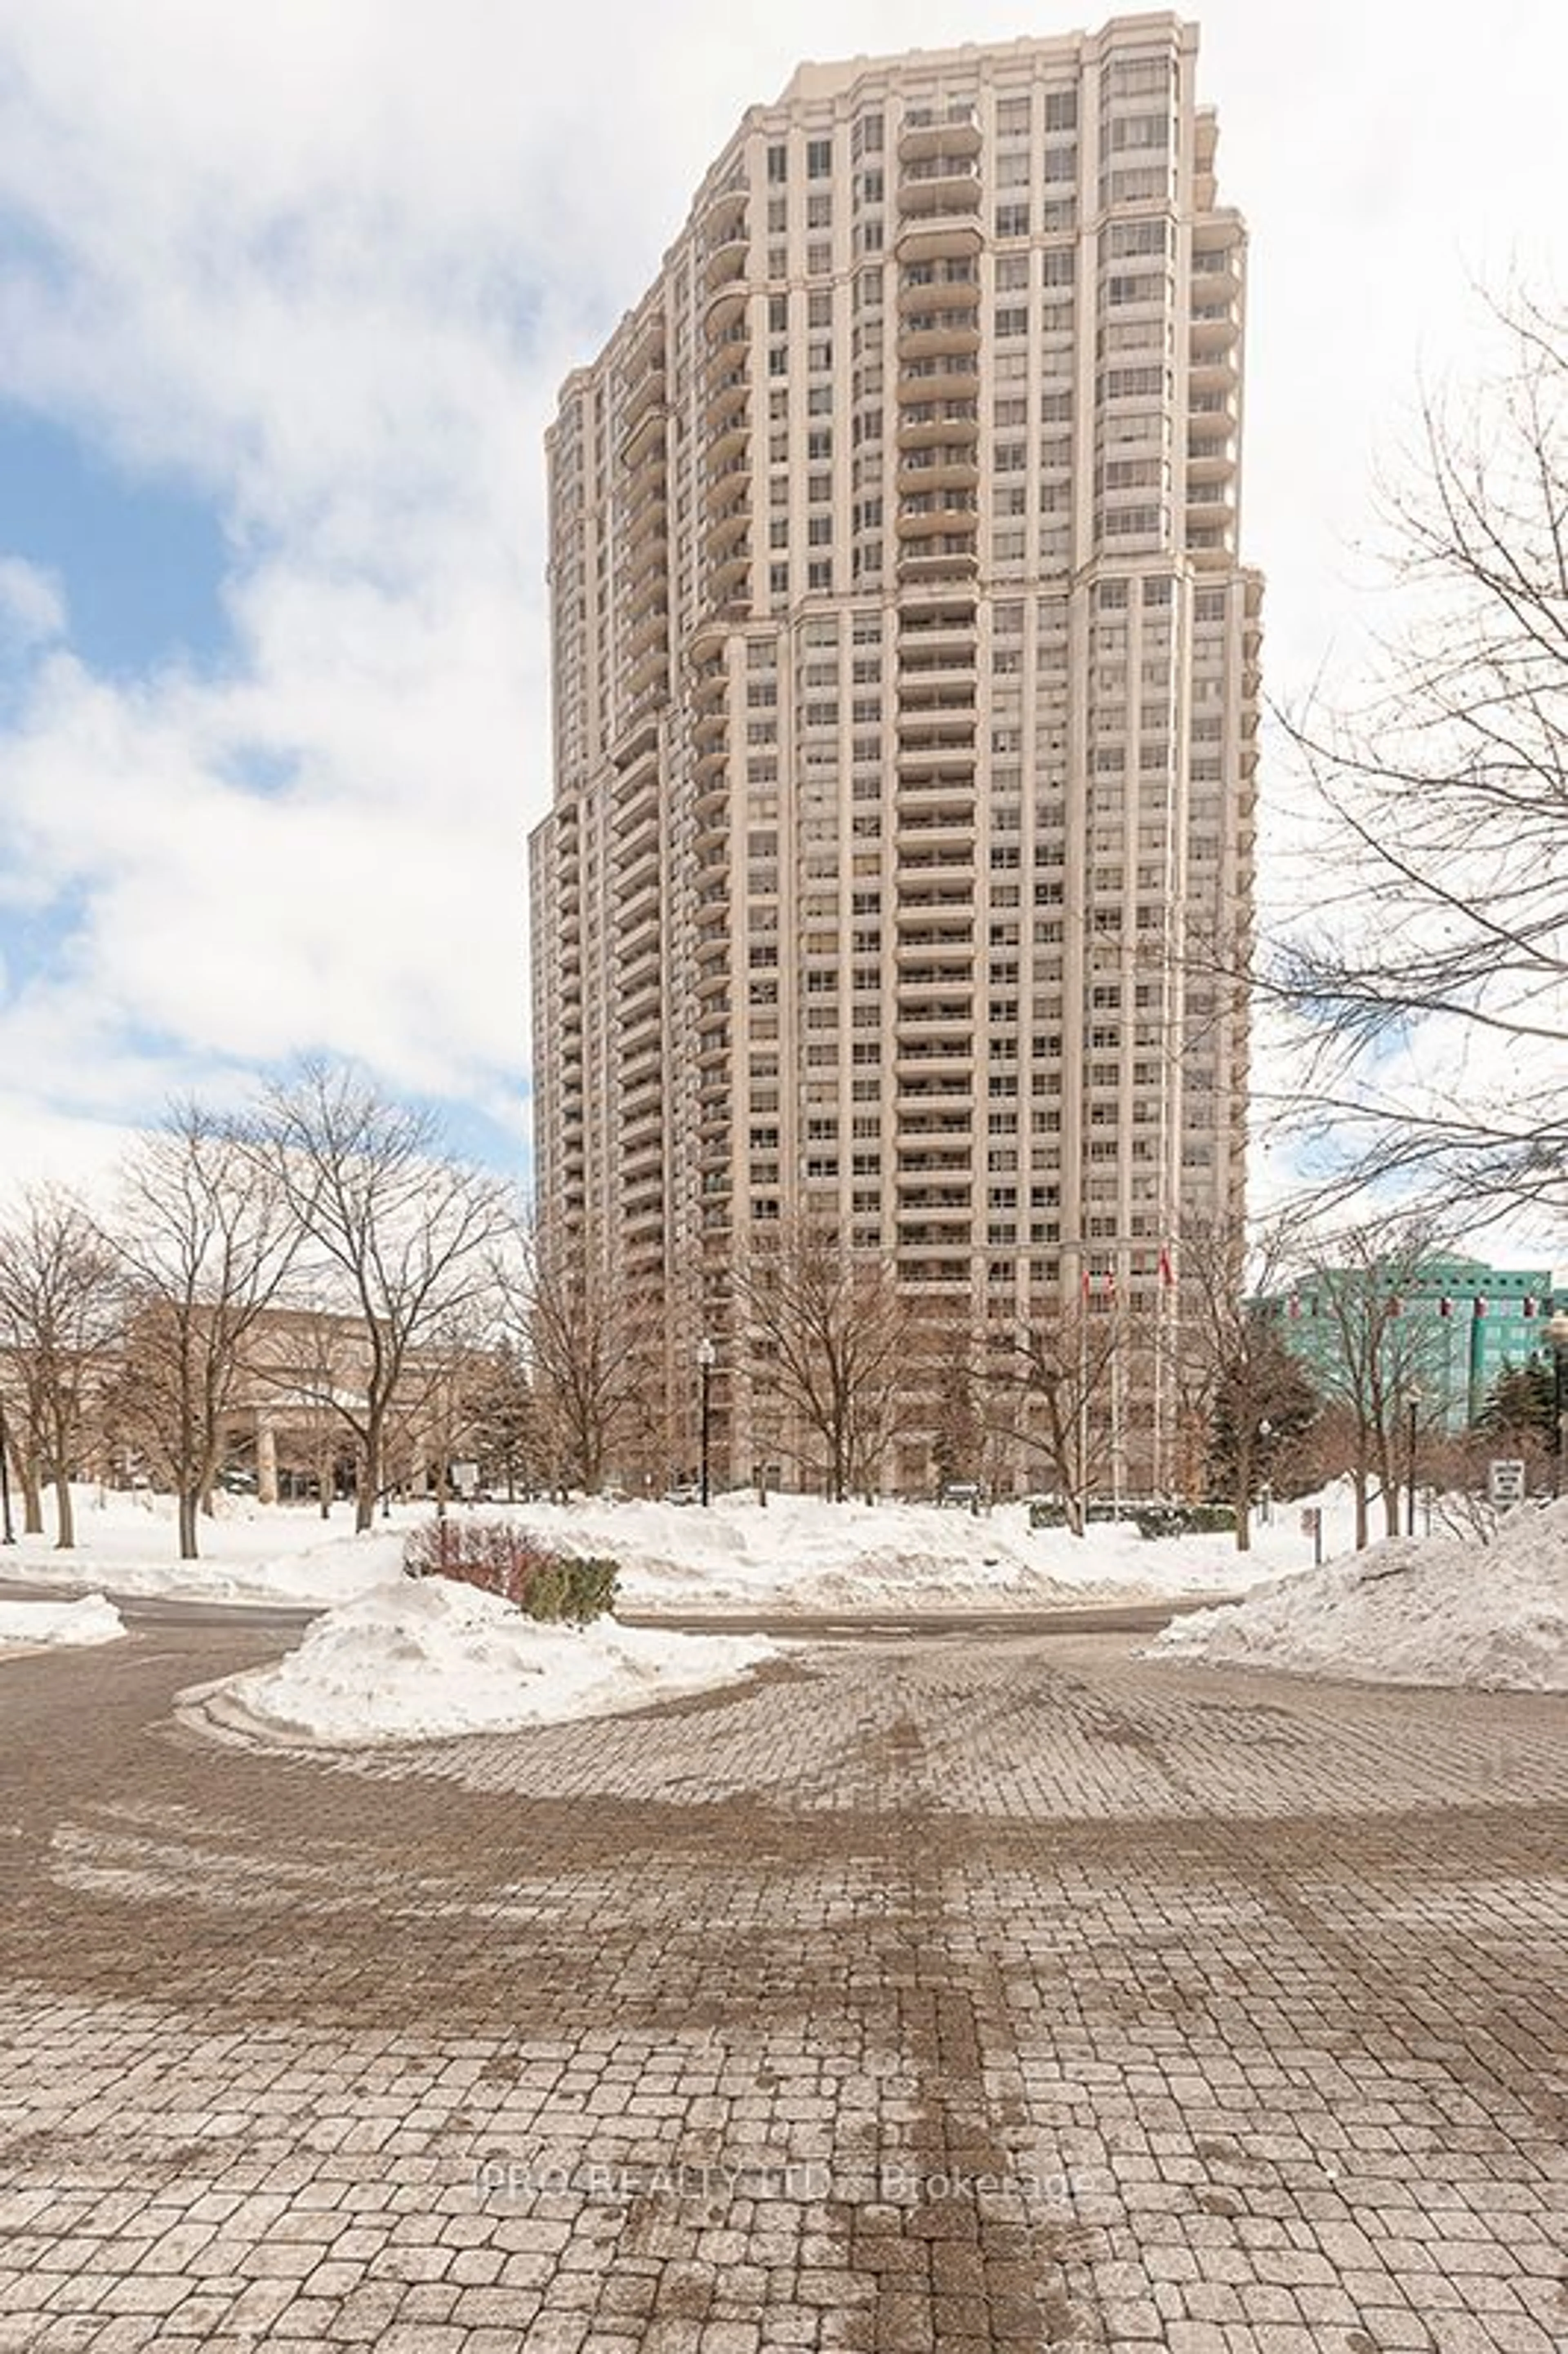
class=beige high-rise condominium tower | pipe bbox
[530,11,1259,1494]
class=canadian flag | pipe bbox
[1473,1295,1487,1319]
[1439,1297,1454,1319]
[1523,1297,1537,1318]
[1158,1244,1174,1288]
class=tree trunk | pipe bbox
[1352,1462,1370,1551]
[52,1468,75,1550]
[355,1422,379,1534]
[21,1461,44,1536]
[177,1488,200,1560]
[1234,1444,1253,1552]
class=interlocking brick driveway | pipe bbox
[0,1623,1564,2352]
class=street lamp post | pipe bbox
[1405,1390,1421,1537]
[1545,1311,1568,1501]
[697,1337,716,1508]
[1256,1418,1273,1526]
[0,1395,14,1545]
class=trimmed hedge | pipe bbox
[1028,1498,1144,1529]
[1028,1498,1240,1538]
[403,1519,619,1624]
[1134,1502,1238,1540]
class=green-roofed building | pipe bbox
[1261,1257,1564,1432]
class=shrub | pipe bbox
[1134,1502,1238,1540]
[402,1519,619,1624]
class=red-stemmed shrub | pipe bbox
[403,1519,618,1624]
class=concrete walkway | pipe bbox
[0,1623,1563,2351]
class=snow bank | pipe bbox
[1151,1498,1568,1691]
[182,1577,779,1746]
[7,1478,1359,1618]
[488,1491,1273,1612]
[0,1594,125,1650]
[2,1487,408,1607]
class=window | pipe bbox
[767,144,787,183]
[806,137,832,177]
[995,202,1030,238]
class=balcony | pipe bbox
[897,354,981,401]
[702,223,750,293]
[897,730,975,775]
[898,104,981,163]
[897,536,979,585]
[896,446,980,496]
[896,399,980,452]
[703,456,751,514]
[702,319,750,383]
[625,640,668,705]
[610,701,660,771]
[1185,430,1235,479]
[707,541,751,600]
[899,310,981,362]
[705,413,748,472]
[895,216,983,266]
[1192,240,1241,297]
[896,490,980,539]
[1187,344,1239,396]
[704,276,749,337]
[899,169,981,230]
[897,970,974,1007]
[898,587,977,634]
[898,259,980,308]
[705,500,751,560]
[895,927,972,965]
[619,398,667,467]
[625,597,668,662]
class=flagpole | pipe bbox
[1110,1255,1124,1516]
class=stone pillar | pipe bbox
[256,1419,279,1507]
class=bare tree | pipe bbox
[987,1296,1122,1536]
[1179,1213,1322,1552]
[262,1062,511,1531]
[1291,1217,1451,1549]
[0,1188,119,1547]
[241,1303,368,1516]
[1266,288,1567,1225]
[519,1230,650,1496]
[461,1339,539,1502]
[111,1105,297,1560]
[929,1320,987,1498]
[731,1222,918,1503]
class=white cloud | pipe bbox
[0,0,1563,1219]
[0,555,66,649]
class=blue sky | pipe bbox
[0,408,232,678]
[0,0,1563,1235]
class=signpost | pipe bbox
[1299,1505,1323,1566]
[1487,1459,1526,1508]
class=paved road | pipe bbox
[0,1574,1227,1640]
[0,1623,1564,2352]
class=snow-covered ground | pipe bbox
[182,1578,778,1747]
[0,1593,125,1651]
[0,1481,1339,1616]
[1152,1498,1568,1691]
